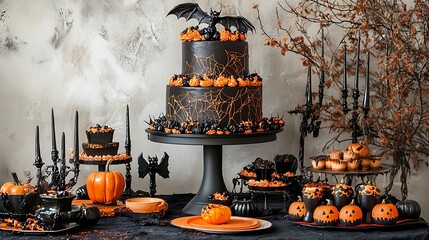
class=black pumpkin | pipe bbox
[75,185,89,200]
[78,206,101,226]
[231,198,258,217]
[396,199,421,220]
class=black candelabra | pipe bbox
[34,110,80,196]
[342,36,371,143]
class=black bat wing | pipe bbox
[218,16,255,34]
[158,152,170,179]
[167,3,211,25]
[137,153,150,179]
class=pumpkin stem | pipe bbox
[11,172,21,186]
[105,159,113,172]
[297,196,302,202]
[349,199,356,205]
[326,199,333,206]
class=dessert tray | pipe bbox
[286,218,427,230]
[171,216,271,234]
[248,185,287,191]
[311,164,392,175]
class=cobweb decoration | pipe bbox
[184,48,248,77]
[167,87,262,126]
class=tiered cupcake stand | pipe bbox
[310,164,393,186]
[78,106,134,196]
[146,129,282,215]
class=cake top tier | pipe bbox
[167,3,255,41]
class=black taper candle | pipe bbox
[125,104,131,156]
[343,47,347,89]
[61,132,65,164]
[342,46,349,113]
[51,108,57,154]
[363,52,371,117]
[354,36,361,89]
[34,125,44,191]
[306,66,312,108]
[35,126,42,166]
[73,111,79,164]
[59,132,66,191]
[50,108,59,190]
[318,28,325,106]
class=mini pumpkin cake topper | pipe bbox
[167,3,255,40]
[138,152,170,197]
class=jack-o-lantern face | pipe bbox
[313,199,339,226]
[339,199,363,227]
[347,143,371,158]
[288,196,306,221]
[372,200,399,225]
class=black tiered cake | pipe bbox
[80,124,129,161]
[166,31,263,127]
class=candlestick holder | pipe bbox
[34,110,81,196]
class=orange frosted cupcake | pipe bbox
[310,156,326,170]
[347,159,361,171]
[331,159,347,171]
[369,156,382,170]
[330,150,344,160]
[343,150,359,160]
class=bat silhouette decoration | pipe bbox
[167,3,255,40]
[138,152,170,197]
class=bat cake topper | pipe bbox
[167,3,255,41]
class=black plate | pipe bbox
[286,218,427,230]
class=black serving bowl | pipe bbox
[86,131,114,144]
[39,194,75,212]
[0,192,39,214]
[35,205,82,230]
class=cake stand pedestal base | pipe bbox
[182,145,226,215]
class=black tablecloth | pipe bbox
[1,194,428,240]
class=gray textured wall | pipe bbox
[0,0,427,220]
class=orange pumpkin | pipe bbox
[371,199,399,225]
[201,203,232,224]
[1,182,15,194]
[339,199,363,227]
[288,196,306,221]
[86,160,125,204]
[347,143,371,159]
[4,173,34,195]
[313,199,339,226]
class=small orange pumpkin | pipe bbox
[1,182,15,194]
[347,142,371,159]
[7,172,34,195]
[201,203,232,224]
[339,199,363,227]
[288,196,306,221]
[86,160,125,204]
[313,199,339,226]
[371,199,399,225]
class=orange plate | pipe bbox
[72,199,125,217]
[171,216,270,234]
[187,216,260,230]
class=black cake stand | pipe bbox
[146,129,281,215]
